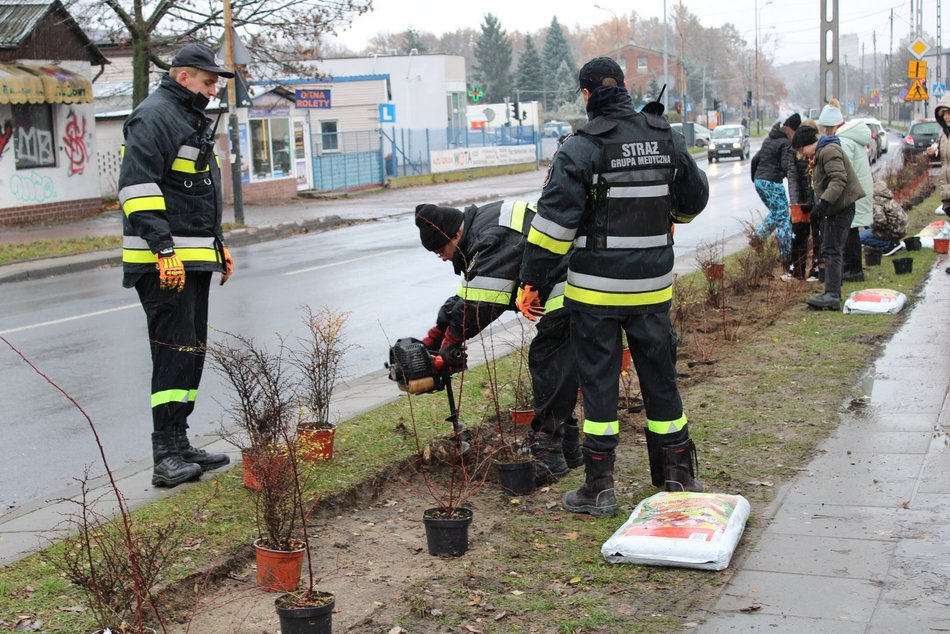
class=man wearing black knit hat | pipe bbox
[414,201,582,486]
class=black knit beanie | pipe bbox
[415,204,463,251]
[783,113,802,131]
[791,125,819,149]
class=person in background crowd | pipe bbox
[927,93,950,273]
[826,99,873,283]
[860,181,908,257]
[788,119,821,281]
[750,113,801,273]
[790,104,866,311]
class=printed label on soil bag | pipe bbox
[601,491,750,570]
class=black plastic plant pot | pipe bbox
[494,459,536,496]
[274,592,334,634]
[423,507,473,557]
[904,236,921,251]
[864,250,882,266]
[893,257,913,274]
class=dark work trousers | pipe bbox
[810,215,823,276]
[135,271,212,434]
[790,221,812,279]
[570,310,684,453]
[843,226,863,275]
[528,309,578,435]
[820,205,856,298]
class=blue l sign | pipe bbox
[379,103,396,123]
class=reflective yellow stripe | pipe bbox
[566,283,673,307]
[123,196,166,216]
[583,419,620,436]
[120,144,125,158]
[456,285,512,305]
[123,246,219,264]
[189,388,198,401]
[152,388,190,408]
[647,414,688,434]
[527,226,572,255]
[543,294,565,313]
[171,157,208,174]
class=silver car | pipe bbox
[707,125,750,162]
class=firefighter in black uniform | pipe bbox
[119,44,234,488]
[415,201,581,485]
[518,57,709,516]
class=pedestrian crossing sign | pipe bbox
[934,83,947,98]
[905,79,929,102]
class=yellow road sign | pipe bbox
[908,37,931,60]
[908,60,928,79]
[905,79,929,101]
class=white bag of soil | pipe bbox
[843,288,907,314]
[601,491,750,571]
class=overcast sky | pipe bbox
[328,0,930,64]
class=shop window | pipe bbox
[637,56,648,71]
[12,104,56,169]
[249,117,294,180]
[320,120,339,152]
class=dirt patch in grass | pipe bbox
[156,233,932,633]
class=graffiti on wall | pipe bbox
[0,120,11,158]
[61,110,89,176]
[10,170,56,203]
[16,125,54,167]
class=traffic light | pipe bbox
[746,90,753,107]
[713,99,720,110]
[513,100,521,121]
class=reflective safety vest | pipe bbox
[119,74,226,275]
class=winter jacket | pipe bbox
[934,94,950,204]
[752,123,800,202]
[812,138,866,216]
[119,74,226,280]
[435,200,567,345]
[520,87,708,315]
[836,119,873,228]
[870,181,908,241]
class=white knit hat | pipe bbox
[817,104,844,127]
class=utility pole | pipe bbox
[663,0,669,112]
[888,8,894,126]
[819,0,840,108]
[679,0,686,123]
[223,0,244,225]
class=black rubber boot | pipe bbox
[806,292,841,311]
[561,418,583,469]
[152,432,202,488]
[644,426,665,487]
[562,448,618,516]
[661,431,703,493]
[176,430,230,472]
[527,430,569,486]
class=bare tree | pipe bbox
[66,0,373,106]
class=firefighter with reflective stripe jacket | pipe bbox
[415,200,581,485]
[519,57,710,516]
[118,44,234,489]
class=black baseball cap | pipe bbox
[578,56,624,91]
[171,43,235,78]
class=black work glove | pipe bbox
[439,342,467,374]
[800,202,814,213]
[811,199,830,220]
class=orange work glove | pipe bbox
[220,245,233,286]
[156,249,185,292]
[516,284,545,321]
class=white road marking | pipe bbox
[0,303,140,335]
[283,249,414,276]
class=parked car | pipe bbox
[902,120,942,165]
[852,117,883,163]
[865,118,888,155]
[543,120,571,138]
[707,124,750,162]
[670,122,711,147]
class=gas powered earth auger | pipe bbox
[386,337,469,454]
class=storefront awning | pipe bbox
[0,63,93,105]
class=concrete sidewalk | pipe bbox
[696,266,950,632]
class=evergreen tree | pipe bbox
[542,17,576,110]
[402,28,428,54]
[473,13,513,104]
[553,59,581,112]
[515,35,544,104]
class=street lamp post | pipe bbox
[754,0,774,134]
[593,4,621,50]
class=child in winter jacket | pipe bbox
[790,103,867,311]
[859,181,908,256]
